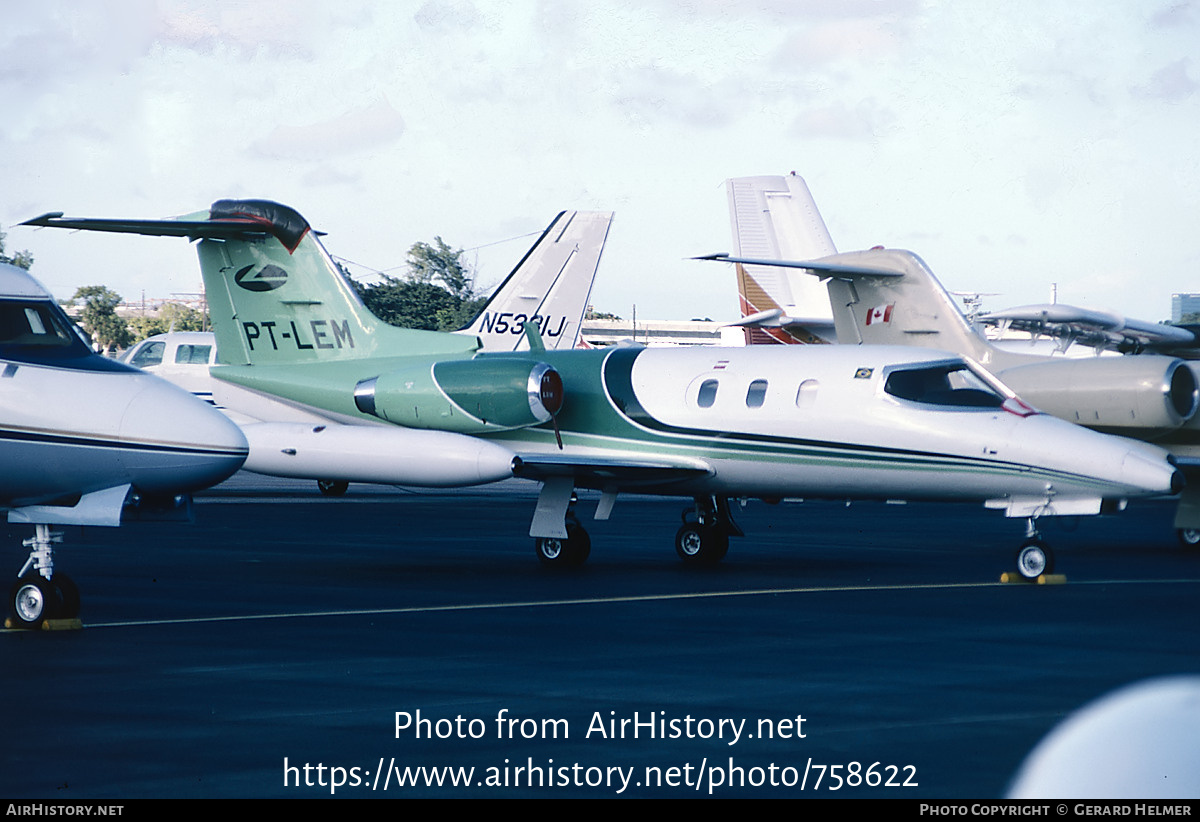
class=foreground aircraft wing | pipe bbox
[512,453,712,486]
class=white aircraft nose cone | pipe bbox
[118,377,248,493]
[1008,676,1200,798]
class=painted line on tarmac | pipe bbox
[75,576,1200,630]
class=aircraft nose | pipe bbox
[118,377,248,493]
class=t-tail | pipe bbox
[700,247,997,363]
[458,210,612,351]
[724,174,838,344]
[24,200,479,367]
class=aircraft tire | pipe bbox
[317,480,349,497]
[9,574,55,629]
[1177,528,1200,549]
[675,524,729,566]
[52,572,80,619]
[1015,539,1054,580]
[535,524,590,568]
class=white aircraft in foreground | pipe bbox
[116,210,613,496]
[23,200,1183,580]
[0,262,248,628]
[709,174,1200,548]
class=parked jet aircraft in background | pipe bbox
[115,210,612,496]
[979,303,1200,357]
[0,262,248,628]
[725,174,837,345]
[23,200,1183,580]
[708,174,1200,545]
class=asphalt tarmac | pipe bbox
[3,473,1198,798]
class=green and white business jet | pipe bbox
[24,201,1183,579]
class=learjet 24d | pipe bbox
[23,201,1184,579]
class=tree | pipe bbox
[352,236,483,332]
[71,286,132,354]
[406,236,473,299]
[0,229,33,270]
[128,302,208,342]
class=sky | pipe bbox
[2,0,1198,323]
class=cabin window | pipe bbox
[795,379,819,409]
[884,363,1004,408]
[129,341,165,368]
[745,379,768,408]
[175,344,213,365]
[697,379,719,408]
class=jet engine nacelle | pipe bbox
[353,358,564,434]
[241,422,517,487]
[999,356,1198,432]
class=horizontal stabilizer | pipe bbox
[23,200,317,251]
[696,253,904,279]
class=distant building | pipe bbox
[1172,293,1200,323]
[580,318,744,348]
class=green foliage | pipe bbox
[70,285,132,353]
[353,236,482,332]
[0,229,33,270]
[1180,312,1200,325]
[585,307,622,321]
[406,236,473,299]
[128,302,209,341]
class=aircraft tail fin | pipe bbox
[725,174,837,343]
[458,210,613,351]
[23,200,479,366]
[700,248,994,360]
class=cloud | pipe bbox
[251,97,406,161]
[1133,58,1197,101]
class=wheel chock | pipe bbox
[4,617,83,631]
[1000,572,1067,585]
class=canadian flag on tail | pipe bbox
[865,303,894,325]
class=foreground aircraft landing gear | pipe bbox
[1178,528,1200,549]
[1013,518,1055,580]
[1014,539,1054,580]
[675,496,742,566]
[534,521,591,568]
[7,524,79,629]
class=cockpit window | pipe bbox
[0,301,78,350]
[884,363,1005,408]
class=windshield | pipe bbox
[0,301,81,350]
[884,362,1006,408]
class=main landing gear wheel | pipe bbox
[674,524,729,566]
[1015,539,1055,580]
[9,575,55,629]
[317,480,349,497]
[535,523,591,568]
[1178,528,1200,548]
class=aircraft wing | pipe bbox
[981,303,1199,353]
[511,453,712,487]
[695,253,904,279]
